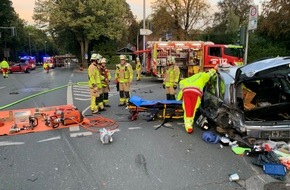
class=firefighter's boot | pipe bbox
[91,96,99,114]
[184,117,194,134]
[170,94,176,100]
[97,95,106,111]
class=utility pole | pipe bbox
[142,0,146,67]
[245,4,258,64]
[137,32,139,51]
[28,33,32,55]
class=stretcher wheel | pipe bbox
[128,112,138,121]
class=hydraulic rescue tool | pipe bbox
[9,116,38,133]
[43,107,83,128]
[1,105,118,136]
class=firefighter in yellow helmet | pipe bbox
[88,53,102,114]
[95,54,106,111]
[176,64,218,133]
[43,61,49,73]
[0,57,9,78]
[135,57,141,81]
[115,54,133,106]
[163,56,180,100]
[100,58,112,107]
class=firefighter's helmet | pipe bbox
[101,58,106,63]
[120,55,127,60]
[167,56,175,65]
[136,57,140,61]
[90,53,102,61]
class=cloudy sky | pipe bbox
[11,0,260,24]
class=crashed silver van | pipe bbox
[199,57,290,142]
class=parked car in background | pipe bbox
[9,62,30,73]
[20,56,36,70]
[198,57,290,143]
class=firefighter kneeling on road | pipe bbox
[115,55,133,106]
[176,64,218,134]
[88,54,103,114]
[163,56,180,100]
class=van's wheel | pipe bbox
[247,137,256,145]
[228,129,236,139]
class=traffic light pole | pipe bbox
[244,27,249,65]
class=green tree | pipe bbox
[0,0,18,59]
[259,0,290,49]
[204,0,251,44]
[214,0,251,26]
[248,32,288,63]
[151,0,211,40]
[33,0,132,67]
[150,7,175,40]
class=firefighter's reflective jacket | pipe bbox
[100,66,111,87]
[115,63,133,83]
[136,61,141,71]
[88,64,101,88]
[177,69,216,101]
[163,65,180,87]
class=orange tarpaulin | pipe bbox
[0,105,89,136]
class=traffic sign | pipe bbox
[248,5,258,30]
[140,29,152,35]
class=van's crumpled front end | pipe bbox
[200,57,290,141]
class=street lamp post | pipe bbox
[44,41,47,56]
[142,0,146,69]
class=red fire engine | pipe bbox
[135,41,244,79]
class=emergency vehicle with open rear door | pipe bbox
[134,41,244,80]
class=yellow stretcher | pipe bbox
[127,96,184,121]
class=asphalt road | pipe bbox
[0,64,287,190]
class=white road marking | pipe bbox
[73,90,90,93]
[69,126,80,132]
[70,131,93,137]
[75,97,90,101]
[128,127,142,130]
[67,80,73,105]
[110,128,120,133]
[73,85,88,88]
[0,86,6,90]
[37,136,61,143]
[0,141,25,146]
[74,93,90,97]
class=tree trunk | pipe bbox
[77,34,89,69]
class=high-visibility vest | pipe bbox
[88,64,101,88]
[136,61,141,71]
[115,63,133,83]
[100,66,111,87]
[163,65,180,87]
[0,60,9,69]
[177,69,216,100]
